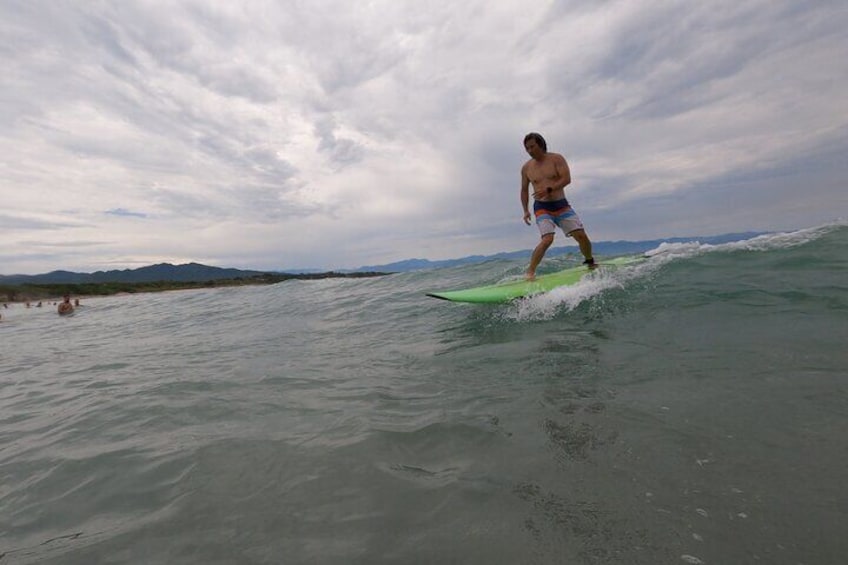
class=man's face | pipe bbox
[524,139,543,160]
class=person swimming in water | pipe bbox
[57,294,75,316]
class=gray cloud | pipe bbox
[314,116,365,167]
[1,0,846,274]
[104,208,147,218]
[0,214,80,230]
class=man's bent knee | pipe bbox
[568,228,589,241]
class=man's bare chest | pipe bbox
[527,160,558,182]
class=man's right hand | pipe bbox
[523,211,532,225]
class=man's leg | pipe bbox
[527,234,554,280]
[569,229,594,266]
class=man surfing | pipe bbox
[520,132,594,280]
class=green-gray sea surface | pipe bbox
[2,224,846,564]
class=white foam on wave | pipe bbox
[504,260,656,322]
[500,221,843,322]
[645,222,838,261]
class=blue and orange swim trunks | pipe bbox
[534,198,585,236]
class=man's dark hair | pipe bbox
[523,132,547,152]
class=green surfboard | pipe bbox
[426,256,643,304]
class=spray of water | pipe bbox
[500,222,839,322]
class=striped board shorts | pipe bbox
[534,198,584,236]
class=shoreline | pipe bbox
[0,271,391,304]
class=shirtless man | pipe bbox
[520,132,594,280]
[57,294,74,316]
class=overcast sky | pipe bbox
[2,1,846,274]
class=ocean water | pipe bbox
[1,223,846,565]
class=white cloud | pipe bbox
[1,0,846,274]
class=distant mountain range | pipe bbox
[0,232,765,284]
[0,263,268,285]
[353,232,767,272]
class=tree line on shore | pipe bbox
[0,271,390,303]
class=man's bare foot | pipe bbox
[525,272,537,281]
